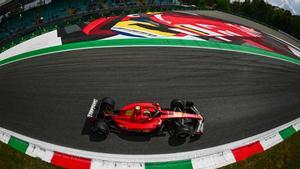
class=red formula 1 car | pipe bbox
[87,97,204,139]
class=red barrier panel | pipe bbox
[232,141,264,161]
[51,152,91,169]
[82,16,118,36]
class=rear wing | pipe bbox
[87,98,101,118]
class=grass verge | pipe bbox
[0,132,299,169]
[222,131,300,169]
[0,142,61,169]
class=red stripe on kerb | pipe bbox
[232,141,264,161]
[51,152,91,169]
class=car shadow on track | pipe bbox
[81,118,106,142]
[81,118,159,142]
[168,134,201,146]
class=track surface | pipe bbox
[0,47,300,154]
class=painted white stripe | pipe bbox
[216,36,231,42]
[25,144,54,163]
[259,133,283,150]
[218,30,242,37]
[181,35,206,41]
[197,24,216,29]
[182,24,222,37]
[191,150,235,169]
[104,34,138,40]
[154,14,171,24]
[111,27,158,38]
[0,130,11,144]
[227,24,261,37]
[264,31,300,51]
[168,28,199,36]
[91,160,145,169]
[293,121,300,131]
[288,45,300,58]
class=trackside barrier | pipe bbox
[1,118,300,169]
[0,30,62,61]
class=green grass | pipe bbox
[222,131,300,169]
[0,142,61,169]
[0,132,299,169]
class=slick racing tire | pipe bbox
[174,126,191,139]
[101,97,115,110]
[170,99,185,111]
[93,120,109,138]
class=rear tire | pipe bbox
[93,120,109,138]
[170,99,185,111]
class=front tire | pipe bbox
[170,99,185,111]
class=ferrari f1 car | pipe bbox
[87,97,204,139]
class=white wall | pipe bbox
[23,0,52,11]
[0,30,62,61]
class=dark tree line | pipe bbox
[191,0,300,40]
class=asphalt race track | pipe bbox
[0,47,300,154]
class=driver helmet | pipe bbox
[143,109,151,117]
[135,105,141,111]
